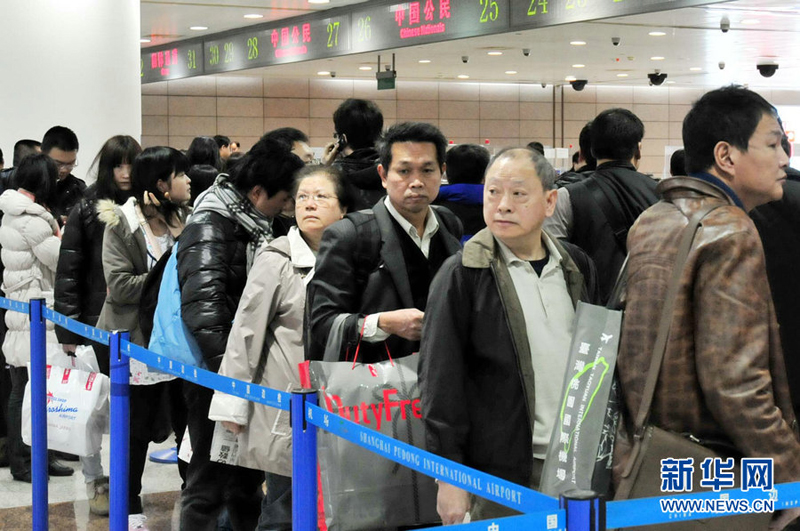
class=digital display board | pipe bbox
[203,15,350,74]
[140,0,725,83]
[350,0,509,54]
[509,0,727,29]
[141,42,203,83]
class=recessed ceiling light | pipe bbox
[690,67,702,71]
[617,73,629,77]
[359,66,372,71]
[650,56,665,61]
[505,70,517,75]
[741,18,760,25]
[649,31,667,36]
[665,80,676,84]
[457,74,470,79]
[570,41,587,46]
[418,59,431,64]
[572,64,585,68]
[189,26,208,31]
[140,38,151,43]
[244,14,263,19]
[488,51,503,56]
[565,75,577,81]
[317,71,331,76]
[308,0,330,3]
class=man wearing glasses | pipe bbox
[42,126,85,225]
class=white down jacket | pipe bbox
[0,190,61,367]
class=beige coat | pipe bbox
[208,227,314,476]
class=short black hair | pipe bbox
[0,148,3,166]
[378,122,447,170]
[93,135,142,203]
[13,154,58,209]
[262,128,309,153]
[187,136,223,170]
[42,126,79,154]
[333,99,384,150]
[683,85,778,174]
[669,149,686,177]
[13,140,41,167]
[572,151,580,164]
[590,109,644,161]
[229,136,305,198]
[578,121,596,169]
[213,135,231,149]
[526,141,545,156]
[445,144,490,185]
[292,165,354,214]
[131,147,189,224]
[487,147,557,191]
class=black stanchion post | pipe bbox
[560,490,605,531]
[29,298,48,531]
[109,330,130,531]
[291,388,318,531]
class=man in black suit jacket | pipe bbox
[306,122,462,363]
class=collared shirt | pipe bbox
[496,232,576,459]
[363,197,439,341]
[688,172,746,210]
[286,225,317,285]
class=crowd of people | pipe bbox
[0,85,799,531]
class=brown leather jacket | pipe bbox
[615,176,800,484]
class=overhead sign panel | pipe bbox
[141,42,203,83]
[509,0,727,28]
[349,0,509,53]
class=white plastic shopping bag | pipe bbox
[21,364,110,456]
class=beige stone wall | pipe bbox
[142,76,796,178]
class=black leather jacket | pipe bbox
[54,188,109,345]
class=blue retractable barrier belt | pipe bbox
[43,307,111,346]
[304,402,560,515]
[607,481,800,528]
[417,510,566,531]
[122,340,291,411]
[0,297,29,314]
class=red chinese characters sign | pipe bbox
[270,22,312,59]
[393,0,451,39]
[150,48,179,75]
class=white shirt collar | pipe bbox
[384,196,439,240]
[495,230,564,267]
[287,226,317,269]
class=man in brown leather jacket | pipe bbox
[616,85,800,530]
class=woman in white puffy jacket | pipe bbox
[0,154,63,482]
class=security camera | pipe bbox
[647,72,668,86]
[757,63,779,77]
[612,37,621,46]
[720,16,730,33]
[570,80,588,91]
[718,61,726,70]
[541,83,547,88]
[522,48,531,57]
[461,55,469,64]
[330,71,337,78]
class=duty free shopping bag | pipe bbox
[22,364,110,457]
[300,327,438,531]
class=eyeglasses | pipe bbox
[295,193,338,206]
[53,160,78,171]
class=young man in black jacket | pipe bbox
[42,126,86,225]
[420,147,598,524]
[177,136,304,531]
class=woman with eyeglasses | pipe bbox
[0,154,67,483]
[208,165,353,530]
[96,146,191,531]
[53,134,142,515]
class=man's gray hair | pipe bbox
[486,147,557,190]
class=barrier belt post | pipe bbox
[109,330,130,531]
[29,298,48,531]
[292,388,318,531]
[560,490,605,531]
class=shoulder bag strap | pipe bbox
[583,177,629,253]
[632,202,723,437]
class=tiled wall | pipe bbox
[142,76,798,178]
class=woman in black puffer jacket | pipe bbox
[54,135,142,375]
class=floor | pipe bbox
[0,435,183,530]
